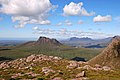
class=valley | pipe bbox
[0,37,102,61]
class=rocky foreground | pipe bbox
[0,54,120,80]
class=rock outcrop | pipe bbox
[88,36,120,69]
[0,54,118,80]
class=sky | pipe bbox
[0,0,120,39]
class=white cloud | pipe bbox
[55,22,62,26]
[0,0,52,16]
[59,28,68,35]
[14,22,27,28]
[78,20,83,24]
[0,0,56,28]
[93,15,112,22]
[63,2,95,16]
[64,20,72,26]
[0,0,9,5]
[33,27,114,39]
[12,16,29,22]
[33,26,39,30]
[28,19,51,25]
[12,16,29,28]
[52,5,58,12]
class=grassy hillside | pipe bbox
[0,45,102,60]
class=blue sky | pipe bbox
[0,0,120,39]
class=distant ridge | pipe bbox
[61,37,112,48]
[69,37,93,41]
[88,36,120,69]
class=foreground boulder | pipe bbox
[88,36,120,69]
[76,71,85,78]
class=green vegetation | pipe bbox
[0,45,102,60]
[86,70,120,80]
[0,57,120,80]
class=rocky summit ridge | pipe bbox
[0,54,118,80]
[88,36,120,69]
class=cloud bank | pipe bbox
[63,2,95,16]
[0,0,56,28]
[33,27,113,39]
[64,20,72,26]
[93,15,112,22]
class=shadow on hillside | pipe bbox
[0,49,11,51]
[71,57,86,62]
[0,57,13,61]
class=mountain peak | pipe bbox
[108,36,120,57]
[38,36,50,41]
[88,36,120,69]
[20,36,62,47]
[36,36,62,46]
[37,36,51,43]
[112,36,120,42]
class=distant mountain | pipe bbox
[69,37,93,41]
[0,40,27,46]
[19,36,62,48]
[61,37,112,48]
[35,37,62,46]
[96,37,112,44]
[89,36,120,69]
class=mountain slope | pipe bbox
[88,36,120,69]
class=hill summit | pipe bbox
[21,36,62,47]
[88,36,120,69]
[36,37,62,46]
